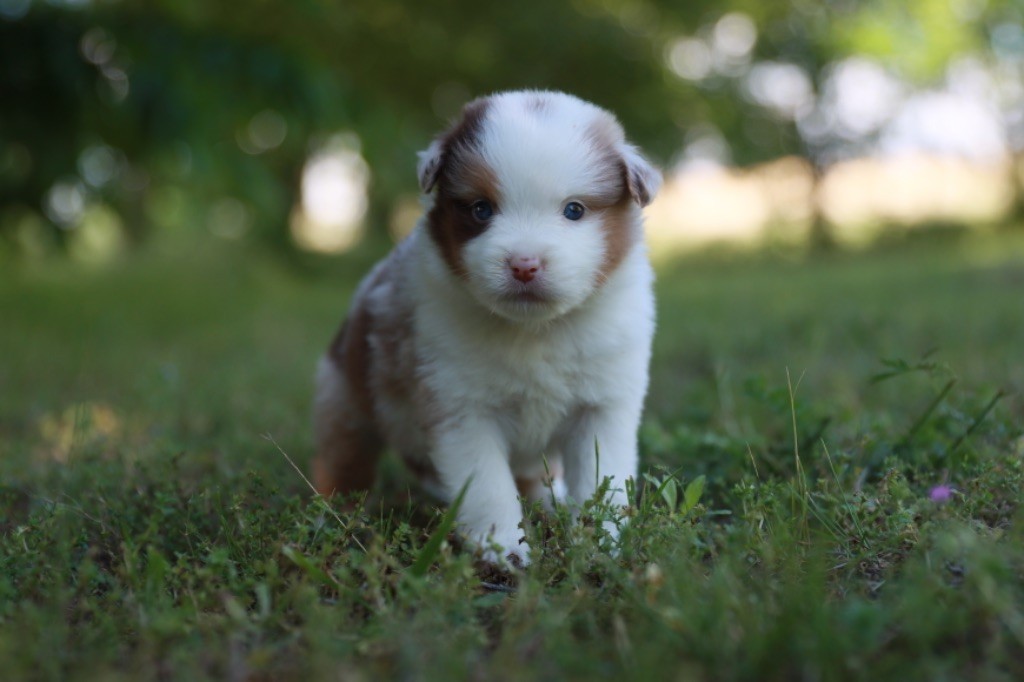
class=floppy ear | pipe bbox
[621,145,662,207]
[417,138,444,193]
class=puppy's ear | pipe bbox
[621,145,662,208]
[417,139,444,193]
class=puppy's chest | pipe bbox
[425,320,611,414]
[450,333,595,453]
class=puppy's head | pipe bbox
[418,91,660,323]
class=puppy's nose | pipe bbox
[508,255,542,283]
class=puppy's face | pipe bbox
[418,91,660,323]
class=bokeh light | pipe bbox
[290,134,370,253]
[237,110,288,155]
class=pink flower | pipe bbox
[929,485,954,503]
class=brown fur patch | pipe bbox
[582,116,643,280]
[312,422,382,499]
[515,458,564,502]
[597,197,641,282]
[514,477,538,499]
[425,98,500,277]
[328,314,371,414]
[311,356,383,498]
[315,264,395,497]
[625,164,653,207]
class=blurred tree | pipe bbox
[1,0,699,255]
[0,0,1019,257]
[2,5,350,252]
[649,0,1022,236]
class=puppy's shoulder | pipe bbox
[349,232,419,314]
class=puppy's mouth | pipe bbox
[499,281,556,305]
[503,289,550,304]
[487,283,565,320]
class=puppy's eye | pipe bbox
[563,202,585,221]
[470,200,494,222]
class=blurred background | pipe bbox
[2,0,1023,263]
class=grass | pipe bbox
[1,229,1023,680]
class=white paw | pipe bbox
[538,477,568,513]
[478,531,531,568]
[549,477,568,503]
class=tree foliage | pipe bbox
[0,0,1016,255]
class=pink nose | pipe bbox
[509,255,542,283]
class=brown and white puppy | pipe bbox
[313,90,660,565]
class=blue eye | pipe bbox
[471,200,494,222]
[563,201,585,221]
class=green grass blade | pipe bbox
[408,478,471,578]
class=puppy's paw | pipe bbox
[479,534,531,569]
[504,542,531,569]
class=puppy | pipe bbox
[312,90,660,566]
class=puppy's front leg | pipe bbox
[433,417,530,566]
[560,406,640,522]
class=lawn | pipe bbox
[1,230,1023,680]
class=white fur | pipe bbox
[319,91,658,566]
[410,234,654,564]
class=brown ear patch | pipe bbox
[626,165,653,206]
[425,98,499,277]
[585,115,660,208]
[582,116,642,280]
[597,197,641,283]
[621,146,661,207]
